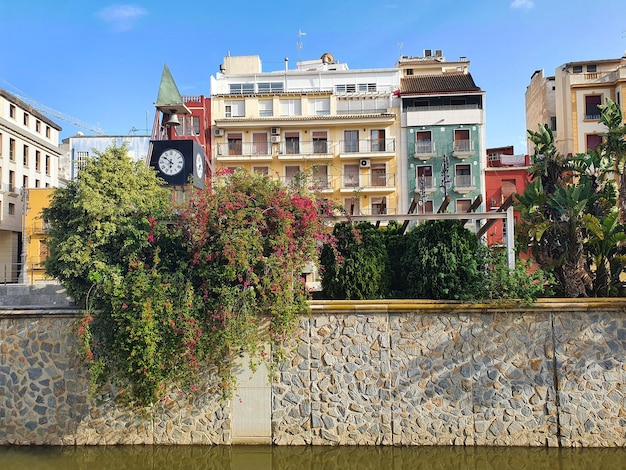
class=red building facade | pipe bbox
[484,146,532,246]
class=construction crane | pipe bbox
[1,79,104,135]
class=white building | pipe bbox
[0,88,61,282]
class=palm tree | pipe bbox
[598,98,626,223]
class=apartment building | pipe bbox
[484,145,531,246]
[526,55,626,156]
[0,88,61,282]
[59,134,152,181]
[209,53,401,217]
[397,50,486,215]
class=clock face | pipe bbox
[158,149,184,176]
[195,152,204,178]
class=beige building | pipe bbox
[0,89,61,282]
[526,55,626,156]
[209,54,402,218]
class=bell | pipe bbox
[165,113,180,127]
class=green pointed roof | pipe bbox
[154,63,190,115]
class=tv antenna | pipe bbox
[398,42,404,57]
[297,30,306,61]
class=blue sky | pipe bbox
[1,0,625,153]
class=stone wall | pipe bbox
[1,292,626,447]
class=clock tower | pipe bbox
[150,140,205,188]
[147,63,208,189]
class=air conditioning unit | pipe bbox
[270,135,280,143]
[213,128,224,137]
[360,159,370,168]
[271,127,281,135]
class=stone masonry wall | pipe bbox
[1,293,626,447]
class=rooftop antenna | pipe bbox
[398,42,404,57]
[297,29,306,62]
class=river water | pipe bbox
[1,445,626,469]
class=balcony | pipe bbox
[415,175,438,193]
[413,140,436,160]
[277,141,335,160]
[338,138,396,157]
[339,173,396,192]
[454,175,476,194]
[214,142,273,162]
[452,139,475,158]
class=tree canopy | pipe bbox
[44,147,327,408]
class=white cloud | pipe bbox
[98,5,147,32]
[510,0,534,9]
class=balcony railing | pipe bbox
[340,173,396,189]
[454,175,475,191]
[339,138,396,154]
[453,139,475,156]
[415,175,437,192]
[215,141,337,158]
[414,140,436,160]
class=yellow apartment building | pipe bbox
[209,54,402,217]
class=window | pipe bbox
[23,175,28,188]
[415,131,433,154]
[311,165,329,189]
[23,113,29,126]
[229,83,254,94]
[358,83,376,92]
[258,82,283,93]
[9,170,15,192]
[406,69,414,76]
[587,64,597,73]
[312,131,328,154]
[343,197,360,215]
[228,133,243,155]
[253,166,269,175]
[585,95,602,120]
[259,99,273,117]
[450,97,466,106]
[252,132,268,155]
[572,65,583,73]
[285,165,301,186]
[75,151,89,172]
[550,116,557,132]
[371,163,387,187]
[9,104,16,118]
[344,130,359,153]
[586,134,603,152]
[225,100,245,117]
[36,120,41,133]
[279,99,301,116]
[502,179,516,200]
[310,98,330,116]
[371,129,386,151]
[456,199,472,213]
[285,132,300,154]
[23,145,29,166]
[453,129,471,152]
[455,164,472,188]
[192,116,201,136]
[335,84,356,93]
[9,138,15,160]
[416,165,434,190]
[8,203,15,215]
[343,164,359,187]
[35,150,41,170]
[45,126,50,138]
[371,197,387,215]
[35,179,40,188]
[0,132,2,156]
[421,200,434,214]
[45,155,50,175]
